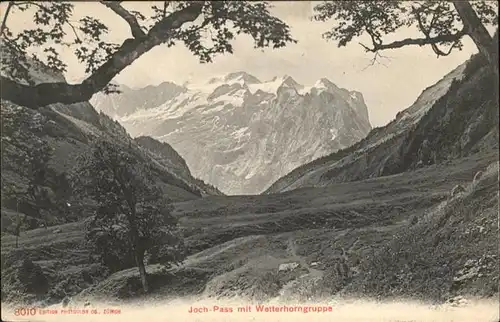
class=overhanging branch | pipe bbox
[0,2,205,109]
[360,29,467,53]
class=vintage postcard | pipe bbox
[1,1,499,321]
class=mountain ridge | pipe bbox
[265,53,498,194]
[92,72,370,118]
[91,72,372,195]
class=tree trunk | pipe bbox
[130,224,149,293]
[15,235,18,248]
[126,203,149,293]
[135,250,149,293]
[453,1,498,74]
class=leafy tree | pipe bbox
[314,1,498,73]
[1,104,56,228]
[11,213,28,248]
[1,184,28,248]
[0,1,296,109]
[25,140,54,219]
[73,139,185,293]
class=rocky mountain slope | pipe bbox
[91,72,372,195]
[265,54,499,194]
[91,82,187,119]
[1,63,222,233]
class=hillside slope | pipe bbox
[344,160,499,301]
[266,54,498,194]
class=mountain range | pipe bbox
[91,72,372,195]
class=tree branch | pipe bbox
[66,21,82,44]
[360,29,467,53]
[0,2,14,36]
[411,4,459,58]
[100,1,146,38]
[0,2,205,109]
[163,1,170,19]
[360,51,392,71]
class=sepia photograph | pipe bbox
[0,1,499,321]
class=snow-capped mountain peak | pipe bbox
[91,72,372,194]
[281,75,301,88]
[224,71,261,84]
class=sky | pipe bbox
[0,1,486,127]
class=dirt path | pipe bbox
[285,237,324,280]
[272,237,326,300]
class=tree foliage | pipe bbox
[73,139,185,291]
[0,102,49,165]
[0,1,296,108]
[0,103,65,228]
[314,1,498,68]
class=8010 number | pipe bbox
[14,308,37,316]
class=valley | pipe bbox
[2,51,499,320]
[1,4,499,321]
[2,151,498,314]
